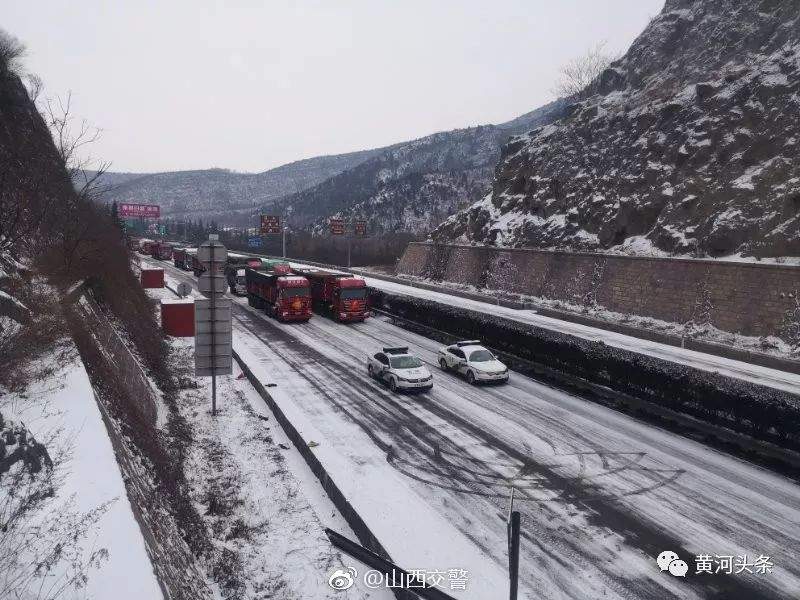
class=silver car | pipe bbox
[437,340,509,384]
[367,346,433,392]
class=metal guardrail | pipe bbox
[231,348,416,600]
[372,305,800,474]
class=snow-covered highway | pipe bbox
[155,259,800,600]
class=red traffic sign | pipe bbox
[260,215,281,235]
[120,203,160,218]
[354,221,367,236]
[329,218,345,235]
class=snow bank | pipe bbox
[2,350,162,600]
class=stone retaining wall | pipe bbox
[397,242,800,338]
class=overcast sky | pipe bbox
[6,0,663,174]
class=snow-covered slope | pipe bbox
[95,99,567,233]
[92,148,384,225]
[276,99,567,234]
[433,0,800,258]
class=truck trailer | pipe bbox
[173,247,189,270]
[245,267,312,322]
[189,249,205,277]
[225,254,266,295]
[296,269,369,322]
[152,242,173,261]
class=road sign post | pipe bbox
[195,235,231,416]
[507,488,521,600]
[260,215,281,234]
[329,218,345,235]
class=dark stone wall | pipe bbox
[396,242,800,338]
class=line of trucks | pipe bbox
[131,239,369,323]
[131,238,510,391]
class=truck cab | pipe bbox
[332,277,369,322]
[298,268,369,322]
[245,267,312,322]
[153,242,173,261]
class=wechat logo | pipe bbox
[657,550,689,577]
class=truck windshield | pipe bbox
[340,288,366,300]
[390,356,422,369]
[468,350,494,362]
[281,287,309,298]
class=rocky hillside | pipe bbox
[277,99,567,234]
[95,99,566,234]
[433,0,800,258]
[93,148,384,225]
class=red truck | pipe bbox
[297,269,369,322]
[152,242,173,261]
[189,249,206,277]
[140,239,155,255]
[173,247,189,270]
[245,267,312,322]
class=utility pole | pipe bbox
[282,222,287,259]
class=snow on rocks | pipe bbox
[433,0,800,259]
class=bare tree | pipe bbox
[41,92,110,200]
[552,41,617,99]
[24,73,43,103]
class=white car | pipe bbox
[367,346,433,392]
[437,340,509,384]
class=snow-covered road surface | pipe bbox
[156,259,800,600]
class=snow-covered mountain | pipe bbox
[276,100,567,234]
[95,99,567,233]
[433,0,800,258]
[92,148,384,225]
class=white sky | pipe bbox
[5,0,663,173]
